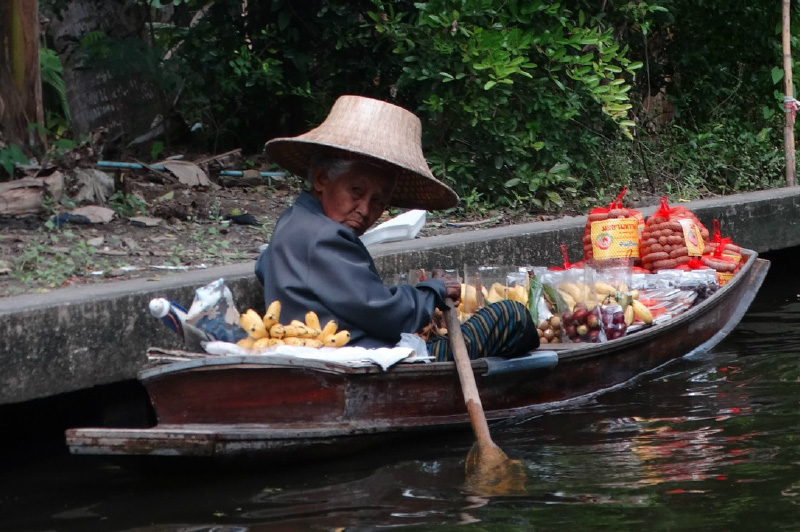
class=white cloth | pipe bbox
[202,341,429,370]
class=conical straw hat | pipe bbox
[264,95,459,210]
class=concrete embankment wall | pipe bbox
[1,187,797,406]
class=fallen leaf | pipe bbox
[160,160,215,188]
[71,205,115,224]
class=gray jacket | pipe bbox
[255,191,447,347]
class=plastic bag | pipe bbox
[396,332,431,360]
[553,264,607,344]
[186,278,248,345]
[588,258,634,340]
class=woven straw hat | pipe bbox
[264,95,459,210]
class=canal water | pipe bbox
[2,248,800,532]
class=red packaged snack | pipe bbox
[705,219,742,266]
[582,188,644,263]
[702,237,739,286]
[639,197,710,271]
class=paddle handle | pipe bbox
[443,299,495,447]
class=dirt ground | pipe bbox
[0,170,564,298]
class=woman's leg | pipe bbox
[427,300,539,362]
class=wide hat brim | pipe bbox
[264,96,459,211]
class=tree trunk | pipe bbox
[782,0,797,187]
[44,0,162,144]
[0,0,44,153]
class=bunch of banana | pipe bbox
[236,300,350,350]
[485,282,528,306]
[557,281,598,311]
[459,283,487,315]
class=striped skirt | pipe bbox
[426,300,539,362]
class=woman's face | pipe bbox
[312,161,397,236]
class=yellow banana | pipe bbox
[594,282,618,296]
[239,309,268,339]
[305,311,321,331]
[509,285,528,305]
[559,282,583,303]
[624,304,635,326]
[485,285,505,304]
[324,330,350,347]
[269,323,286,338]
[284,323,318,338]
[252,337,272,350]
[263,300,282,328]
[631,300,653,324]
[267,338,285,347]
[237,336,256,349]
[303,339,324,349]
[557,290,577,312]
[318,320,338,342]
[283,337,306,346]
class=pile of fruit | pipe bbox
[459,281,528,318]
[551,280,653,343]
[237,300,350,350]
[536,314,563,344]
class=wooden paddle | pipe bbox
[443,298,527,494]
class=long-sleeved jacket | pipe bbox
[255,191,447,347]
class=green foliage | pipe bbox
[109,191,149,217]
[579,116,785,202]
[150,141,165,161]
[57,0,795,214]
[368,0,643,209]
[0,143,30,177]
[10,231,101,289]
[40,46,71,135]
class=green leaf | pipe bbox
[278,11,290,31]
[504,178,521,187]
[772,67,784,85]
[546,191,564,206]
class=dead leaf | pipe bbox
[0,172,65,216]
[73,168,114,204]
[129,216,163,227]
[160,160,215,188]
[71,205,115,224]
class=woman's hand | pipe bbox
[432,269,462,307]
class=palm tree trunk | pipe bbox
[0,0,44,152]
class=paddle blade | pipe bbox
[465,440,528,495]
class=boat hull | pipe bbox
[66,253,770,459]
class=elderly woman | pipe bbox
[255,95,537,360]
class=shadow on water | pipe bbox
[2,248,800,531]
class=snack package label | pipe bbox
[591,218,640,260]
[723,250,741,264]
[679,219,705,256]
[717,271,735,286]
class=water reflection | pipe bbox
[5,249,800,531]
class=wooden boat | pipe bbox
[66,250,770,460]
